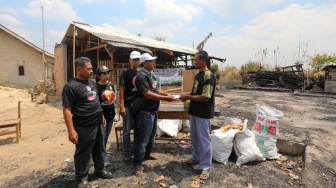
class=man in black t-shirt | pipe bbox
[180,51,216,181]
[132,53,175,177]
[62,57,112,188]
[119,51,140,162]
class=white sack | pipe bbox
[157,119,182,137]
[211,128,239,164]
[233,119,265,165]
[252,104,284,159]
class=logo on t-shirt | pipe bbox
[132,76,137,92]
[86,86,97,101]
[101,90,115,105]
[152,80,157,88]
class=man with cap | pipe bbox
[132,53,175,176]
[96,65,116,167]
[62,57,112,188]
[119,51,140,162]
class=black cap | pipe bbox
[96,65,112,74]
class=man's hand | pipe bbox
[165,94,175,102]
[179,93,189,102]
[102,115,106,127]
[120,106,126,117]
[68,130,78,144]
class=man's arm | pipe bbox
[143,90,174,101]
[63,107,78,144]
[179,94,209,102]
[119,85,126,117]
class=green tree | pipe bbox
[309,53,336,72]
[240,60,268,73]
[154,36,166,41]
[210,63,221,81]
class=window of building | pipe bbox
[18,66,24,76]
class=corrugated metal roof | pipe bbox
[0,24,54,58]
[61,22,225,61]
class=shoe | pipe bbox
[134,166,143,177]
[144,154,158,160]
[94,170,113,179]
[104,161,111,167]
[77,180,92,188]
[123,153,131,162]
[183,158,199,165]
[199,169,210,180]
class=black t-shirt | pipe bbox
[119,68,137,107]
[188,70,216,119]
[97,82,116,120]
[135,69,160,112]
[62,78,102,126]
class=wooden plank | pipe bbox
[0,119,20,127]
[160,88,182,93]
[79,44,107,53]
[0,130,17,137]
[158,104,189,119]
[156,137,191,141]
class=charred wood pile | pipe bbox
[242,64,305,90]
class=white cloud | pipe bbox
[43,29,66,53]
[22,0,82,22]
[205,2,336,67]
[80,0,97,3]
[2,6,19,16]
[116,0,202,38]
[0,14,23,26]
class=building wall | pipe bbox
[54,43,67,95]
[0,29,54,87]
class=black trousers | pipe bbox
[74,123,105,183]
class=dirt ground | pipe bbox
[0,86,335,188]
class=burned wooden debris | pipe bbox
[242,64,305,90]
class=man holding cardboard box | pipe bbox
[180,50,216,180]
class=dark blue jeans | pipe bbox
[103,118,114,160]
[122,107,135,153]
[133,111,157,168]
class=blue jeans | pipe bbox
[103,118,114,160]
[133,111,157,168]
[122,107,135,153]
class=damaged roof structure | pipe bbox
[54,21,226,94]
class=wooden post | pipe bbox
[18,101,21,138]
[97,39,100,67]
[153,50,157,69]
[72,23,76,78]
[111,52,114,83]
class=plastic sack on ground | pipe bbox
[233,119,265,165]
[252,104,284,159]
[157,119,182,137]
[211,128,239,164]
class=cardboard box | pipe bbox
[182,70,199,109]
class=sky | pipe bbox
[1,0,336,69]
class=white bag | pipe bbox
[233,119,265,165]
[211,128,239,164]
[252,104,284,159]
[157,119,182,137]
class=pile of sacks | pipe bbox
[211,104,284,165]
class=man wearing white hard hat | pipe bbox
[132,53,175,176]
[119,51,140,162]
